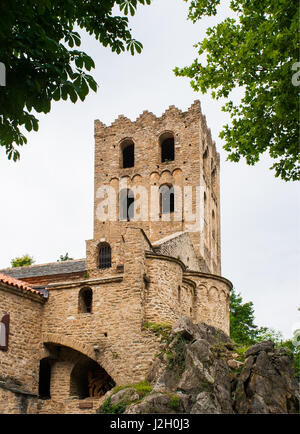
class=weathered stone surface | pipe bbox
[109,388,139,406]
[190,392,221,414]
[125,318,299,414]
[235,344,299,414]
[227,359,243,370]
[125,393,181,414]
[245,340,275,357]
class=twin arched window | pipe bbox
[120,133,175,169]
[117,185,174,220]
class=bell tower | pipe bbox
[92,101,221,274]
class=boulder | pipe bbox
[100,318,300,414]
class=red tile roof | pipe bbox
[0,273,43,296]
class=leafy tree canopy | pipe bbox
[175,0,299,181]
[57,252,73,262]
[230,288,288,346]
[11,254,35,267]
[0,0,151,160]
[229,288,260,346]
[230,288,300,378]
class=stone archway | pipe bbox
[41,336,116,401]
[70,357,115,399]
[42,333,95,360]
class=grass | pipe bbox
[100,381,153,414]
[143,322,172,342]
[167,395,180,411]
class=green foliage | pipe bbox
[230,289,300,377]
[255,327,284,345]
[168,394,180,410]
[281,338,300,379]
[57,253,74,262]
[100,380,153,414]
[10,254,35,267]
[234,345,249,357]
[175,0,299,181]
[0,0,151,160]
[229,288,260,346]
[101,396,128,414]
[132,380,153,397]
[143,321,172,341]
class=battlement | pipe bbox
[94,100,202,132]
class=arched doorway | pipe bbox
[70,357,115,399]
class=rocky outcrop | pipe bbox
[234,343,299,413]
[99,318,299,414]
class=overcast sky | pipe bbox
[0,0,299,338]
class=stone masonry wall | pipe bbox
[144,253,195,325]
[152,231,201,272]
[0,285,45,413]
[184,271,231,334]
[41,228,162,388]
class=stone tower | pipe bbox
[90,100,221,275]
[0,101,232,413]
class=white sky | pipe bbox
[0,0,299,338]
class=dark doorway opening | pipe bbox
[70,358,115,399]
[38,358,52,399]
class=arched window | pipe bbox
[0,314,9,351]
[38,358,52,399]
[119,189,134,221]
[98,242,112,269]
[159,184,174,214]
[121,140,134,168]
[78,287,93,313]
[160,133,175,163]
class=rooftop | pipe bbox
[0,273,47,297]
[0,259,86,279]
